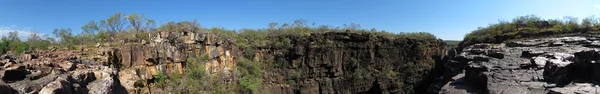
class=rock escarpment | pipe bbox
[0,31,238,94]
[0,32,447,94]
[111,32,238,93]
[257,32,447,94]
[431,36,600,94]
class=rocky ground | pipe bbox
[0,49,122,94]
[431,35,600,94]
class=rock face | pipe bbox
[87,77,115,94]
[257,32,447,94]
[431,36,600,94]
[109,32,238,93]
[0,32,447,94]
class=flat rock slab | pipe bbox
[438,36,600,94]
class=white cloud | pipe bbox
[0,25,36,40]
[596,4,600,9]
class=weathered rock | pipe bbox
[433,36,600,93]
[87,76,114,94]
[522,50,546,58]
[548,83,600,94]
[23,84,42,94]
[26,70,46,80]
[558,37,587,43]
[21,54,37,61]
[72,83,87,94]
[543,58,573,85]
[463,44,492,55]
[257,32,447,94]
[39,79,73,94]
[531,56,548,67]
[70,70,96,85]
[2,65,29,82]
[0,82,18,94]
[487,51,504,59]
[58,61,76,71]
[464,63,487,89]
[0,59,14,66]
[506,40,549,47]
[2,55,14,60]
[118,68,141,93]
[549,41,565,46]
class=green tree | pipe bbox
[81,21,101,44]
[100,12,128,41]
[52,28,75,48]
[563,16,579,32]
[127,13,145,32]
[0,37,9,54]
[26,33,52,51]
[82,21,100,34]
[268,22,278,30]
[5,31,29,54]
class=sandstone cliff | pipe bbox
[256,32,447,94]
[0,32,447,94]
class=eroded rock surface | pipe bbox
[257,32,447,94]
[1,32,448,94]
[0,32,240,94]
[432,36,600,94]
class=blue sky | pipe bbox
[1,0,599,40]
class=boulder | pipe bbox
[21,54,37,61]
[572,50,600,80]
[464,63,488,89]
[71,70,96,86]
[39,79,73,94]
[531,57,548,68]
[118,69,141,93]
[87,76,114,94]
[543,54,574,85]
[26,70,47,80]
[2,65,29,82]
[23,84,42,94]
[0,59,14,66]
[58,61,76,71]
[72,83,88,94]
[0,83,18,94]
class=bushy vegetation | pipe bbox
[460,15,600,49]
[236,58,262,93]
[154,53,237,94]
[0,31,54,55]
[444,40,460,49]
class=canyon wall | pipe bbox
[256,32,447,94]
